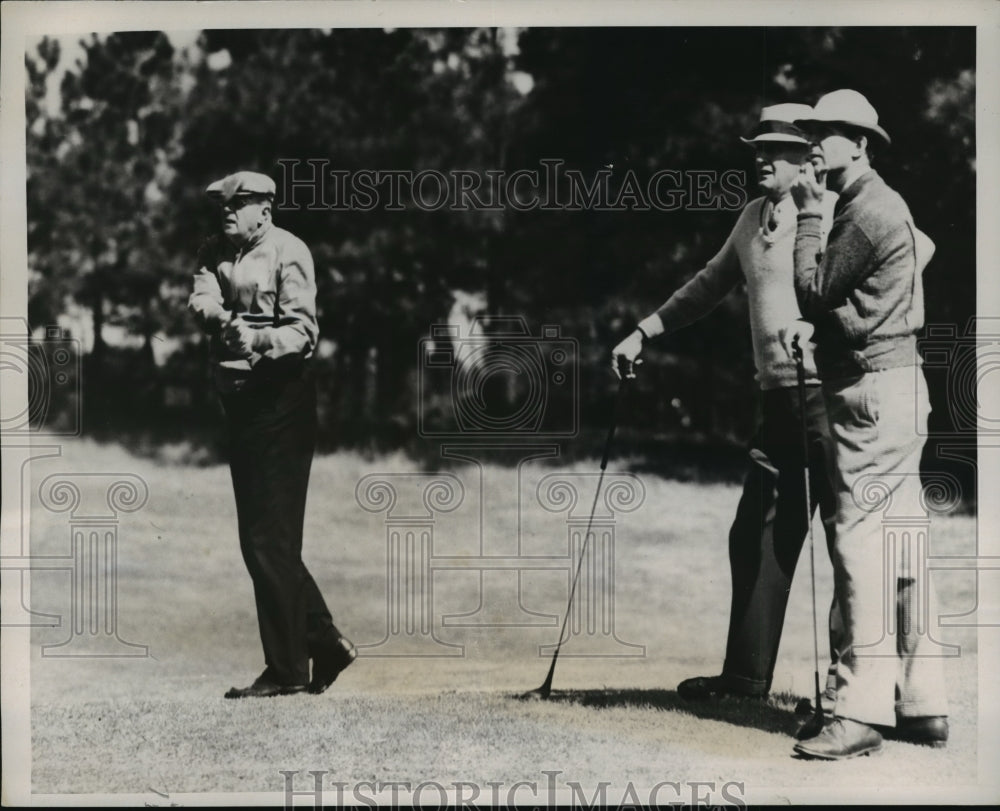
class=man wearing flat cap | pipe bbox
[781,90,948,758]
[189,170,355,698]
[613,104,837,703]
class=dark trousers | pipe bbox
[220,366,341,685]
[722,384,836,694]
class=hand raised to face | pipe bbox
[790,161,826,214]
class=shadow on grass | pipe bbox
[514,687,809,737]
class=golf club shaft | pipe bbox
[536,468,606,695]
[793,340,823,714]
[537,371,628,695]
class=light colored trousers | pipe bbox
[821,365,948,727]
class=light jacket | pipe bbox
[189,222,318,390]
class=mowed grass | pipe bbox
[24,437,982,798]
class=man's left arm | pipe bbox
[251,239,319,358]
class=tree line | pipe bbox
[25,27,976,494]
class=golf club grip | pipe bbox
[792,338,805,386]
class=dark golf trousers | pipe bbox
[221,364,341,686]
[722,384,836,694]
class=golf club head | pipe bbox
[521,653,558,701]
[793,695,830,740]
[794,709,827,741]
[524,668,555,700]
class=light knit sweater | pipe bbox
[639,193,836,390]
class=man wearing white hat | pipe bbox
[190,171,355,698]
[782,90,948,758]
[613,104,837,702]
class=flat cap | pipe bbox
[205,171,276,202]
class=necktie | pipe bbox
[767,202,779,232]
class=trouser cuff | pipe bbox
[834,704,896,727]
[895,698,949,720]
[720,670,770,695]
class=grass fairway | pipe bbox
[25,438,983,802]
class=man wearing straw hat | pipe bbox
[782,90,948,759]
[613,104,837,703]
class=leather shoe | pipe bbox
[793,717,883,760]
[677,675,767,701]
[309,635,357,694]
[224,671,308,699]
[883,715,948,748]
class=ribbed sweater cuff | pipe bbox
[637,313,665,339]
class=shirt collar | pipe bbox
[229,219,273,255]
[835,168,878,211]
[243,219,273,250]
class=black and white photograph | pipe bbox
[2,0,998,806]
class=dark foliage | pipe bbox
[25,27,976,499]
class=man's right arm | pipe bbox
[644,232,742,338]
[189,240,231,334]
[612,225,742,377]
